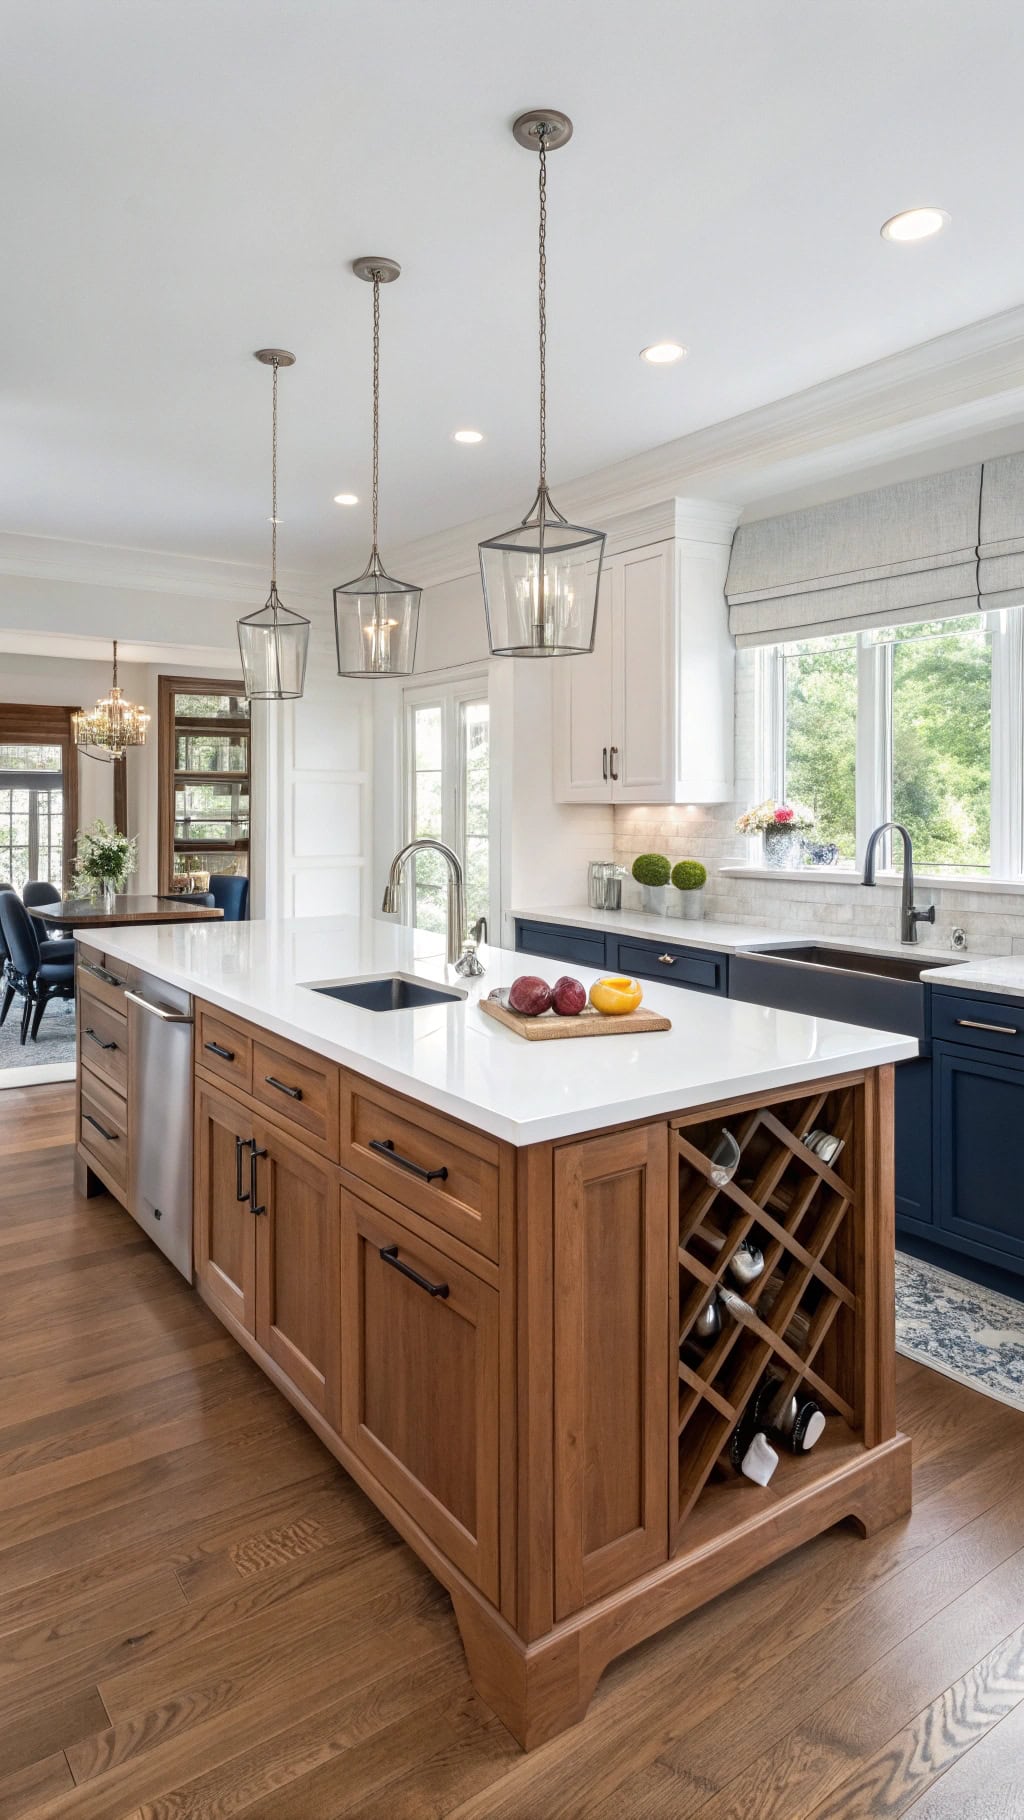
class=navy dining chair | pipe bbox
[209,875,249,921]
[0,892,75,1043]
[23,879,65,938]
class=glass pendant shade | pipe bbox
[238,585,310,700]
[479,490,605,656]
[334,555,421,676]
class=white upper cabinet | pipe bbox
[553,500,739,805]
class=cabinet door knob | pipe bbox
[658,953,675,965]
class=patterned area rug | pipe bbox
[0,999,76,1073]
[896,1252,1024,1412]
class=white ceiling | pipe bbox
[4,0,1024,581]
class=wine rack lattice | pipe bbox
[672,1083,861,1538]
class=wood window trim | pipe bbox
[0,703,79,891]
[158,673,249,894]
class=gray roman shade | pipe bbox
[726,460,987,647]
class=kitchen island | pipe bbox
[75,914,917,1750]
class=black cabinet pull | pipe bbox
[249,1144,268,1215]
[264,1075,302,1101]
[235,1134,251,1203]
[85,1027,118,1051]
[83,1112,118,1142]
[602,746,608,781]
[379,1245,449,1299]
[609,745,619,781]
[369,1138,448,1184]
[205,1040,235,1061]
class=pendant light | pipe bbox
[334,259,422,676]
[237,349,310,701]
[479,110,605,656]
[73,640,150,759]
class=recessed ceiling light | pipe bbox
[453,429,484,443]
[333,493,359,505]
[640,342,687,365]
[880,207,950,243]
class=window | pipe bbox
[0,743,64,889]
[404,680,492,935]
[760,611,1012,879]
[158,677,251,891]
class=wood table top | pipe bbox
[26,894,224,928]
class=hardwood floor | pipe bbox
[3,1083,1024,1818]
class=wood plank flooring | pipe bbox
[3,1083,1024,1817]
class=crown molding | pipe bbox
[0,530,325,612]
[390,300,1024,589]
[0,628,241,667]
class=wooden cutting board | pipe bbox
[479,997,671,1040]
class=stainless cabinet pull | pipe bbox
[658,953,676,965]
[124,990,193,1024]
[205,1040,235,1061]
[249,1144,268,1215]
[264,1075,302,1100]
[369,1137,448,1184]
[379,1245,449,1299]
[956,1017,1018,1036]
[85,1027,118,1051]
[83,1112,118,1142]
[602,746,608,781]
[235,1134,251,1203]
[609,745,619,781]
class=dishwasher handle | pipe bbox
[124,989,193,1025]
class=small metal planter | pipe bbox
[677,887,705,921]
[763,826,799,868]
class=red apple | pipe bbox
[508,975,553,1017]
[551,975,587,1017]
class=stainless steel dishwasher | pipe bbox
[125,971,194,1280]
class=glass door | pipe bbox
[0,741,64,890]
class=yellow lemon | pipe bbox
[589,975,643,1015]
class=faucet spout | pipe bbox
[380,839,485,974]
[862,820,935,945]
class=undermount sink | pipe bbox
[304,973,467,1012]
[748,943,961,984]
[730,943,960,1039]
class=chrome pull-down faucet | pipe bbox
[381,839,485,976]
[862,821,936,944]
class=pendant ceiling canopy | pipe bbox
[72,640,150,759]
[334,258,422,677]
[479,109,605,657]
[237,349,310,702]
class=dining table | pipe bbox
[26,894,224,931]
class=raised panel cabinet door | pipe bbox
[253,1120,339,1419]
[339,1191,500,1604]
[194,1084,256,1330]
[552,1122,670,1619]
[611,544,674,803]
[934,1043,1024,1271]
[552,558,613,803]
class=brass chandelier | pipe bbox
[73,640,151,759]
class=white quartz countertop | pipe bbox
[97,915,918,1146]
[921,957,1024,1001]
[512,904,965,965]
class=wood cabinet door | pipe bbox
[253,1120,339,1419]
[194,1084,256,1330]
[611,543,674,803]
[552,559,613,802]
[339,1190,500,1603]
[552,1122,669,1618]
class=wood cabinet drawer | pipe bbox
[77,957,131,1015]
[340,1073,502,1261]
[80,1066,128,1190]
[78,990,128,1095]
[251,1035,340,1157]
[931,990,1024,1061]
[197,1005,253,1093]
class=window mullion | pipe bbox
[990,608,1024,879]
[856,636,890,869]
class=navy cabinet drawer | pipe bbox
[931,990,1024,1061]
[609,937,727,996]
[514,920,607,970]
[934,1041,1024,1272]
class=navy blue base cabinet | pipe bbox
[513,918,607,971]
[513,920,728,996]
[893,1054,933,1233]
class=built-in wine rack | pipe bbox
[671,1080,863,1546]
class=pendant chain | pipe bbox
[537,126,548,492]
[270,356,279,590]
[371,272,381,554]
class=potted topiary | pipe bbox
[671,858,707,921]
[631,852,672,914]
